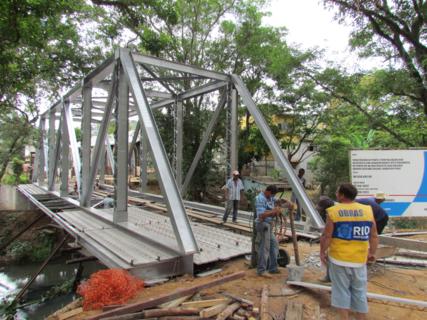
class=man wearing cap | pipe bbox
[356,192,389,234]
[222,170,245,223]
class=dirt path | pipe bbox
[69,241,427,320]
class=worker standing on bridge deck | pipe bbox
[320,183,378,320]
[222,170,245,223]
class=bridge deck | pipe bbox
[17,184,251,279]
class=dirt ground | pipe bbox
[70,240,427,320]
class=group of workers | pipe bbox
[222,170,388,320]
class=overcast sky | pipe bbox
[264,0,383,71]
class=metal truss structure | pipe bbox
[31,47,324,273]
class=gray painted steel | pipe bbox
[114,63,129,223]
[181,90,227,195]
[80,84,92,205]
[119,48,198,255]
[231,75,324,229]
[81,67,116,206]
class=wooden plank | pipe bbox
[181,298,230,308]
[159,295,192,308]
[216,302,240,320]
[379,235,427,252]
[260,285,269,320]
[285,301,303,320]
[58,307,83,320]
[221,292,254,306]
[287,281,427,308]
[86,271,245,320]
[199,302,229,318]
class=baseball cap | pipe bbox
[232,170,239,176]
[375,192,386,200]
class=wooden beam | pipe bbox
[221,292,254,306]
[58,307,83,320]
[287,281,427,309]
[260,285,269,320]
[217,302,240,320]
[181,298,230,309]
[199,302,229,318]
[86,271,245,320]
[13,235,69,303]
[159,295,192,308]
[379,235,427,252]
[285,301,303,320]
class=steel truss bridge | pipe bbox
[19,48,324,279]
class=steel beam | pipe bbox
[114,63,129,223]
[80,84,92,205]
[150,80,228,110]
[47,109,56,190]
[230,88,238,171]
[181,91,227,195]
[105,135,115,175]
[98,143,106,184]
[133,53,229,81]
[36,117,46,185]
[140,64,176,95]
[60,103,70,197]
[231,75,324,229]
[175,100,183,188]
[81,68,117,206]
[120,48,198,254]
[139,126,148,193]
[48,122,62,191]
[63,100,81,192]
[128,121,141,168]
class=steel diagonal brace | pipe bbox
[119,48,198,255]
[231,75,324,229]
[48,121,62,191]
[63,100,82,194]
[181,90,227,195]
[81,64,118,206]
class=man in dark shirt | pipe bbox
[356,193,388,234]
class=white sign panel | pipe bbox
[350,150,427,217]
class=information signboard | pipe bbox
[350,149,427,217]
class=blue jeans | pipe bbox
[256,221,279,274]
[223,200,239,222]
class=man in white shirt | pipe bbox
[222,170,245,223]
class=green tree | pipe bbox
[323,0,427,115]
[0,0,104,181]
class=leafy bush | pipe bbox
[7,240,33,261]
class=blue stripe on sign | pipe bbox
[332,221,373,241]
[382,202,411,217]
[414,151,427,203]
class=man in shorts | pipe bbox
[320,183,378,320]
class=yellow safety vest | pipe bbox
[326,202,374,267]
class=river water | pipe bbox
[0,257,104,319]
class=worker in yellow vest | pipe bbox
[320,183,379,320]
